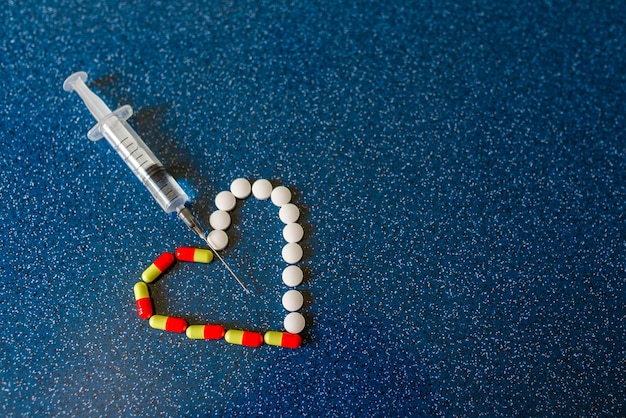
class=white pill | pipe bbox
[271,186,291,207]
[279,203,300,224]
[284,312,305,334]
[207,230,229,251]
[282,290,304,312]
[230,178,251,199]
[252,179,273,200]
[283,223,304,243]
[282,266,303,287]
[282,243,303,264]
[215,191,236,211]
[209,210,231,230]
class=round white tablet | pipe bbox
[230,178,251,199]
[284,312,305,334]
[282,266,303,287]
[207,229,229,251]
[271,186,291,207]
[215,191,236,211]
[282,243,303,264]
[209,210,231,230]
[279,203,300,224]
[282,290,304,312]
[282,223,304,243]
[251,179,273,200]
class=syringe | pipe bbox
[63,71,249,293]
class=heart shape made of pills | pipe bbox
[132,178,308,349]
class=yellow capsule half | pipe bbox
[149,315,167,330]
[192,249,213,263]
[133,282,150,300]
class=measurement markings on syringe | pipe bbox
[120,136,152,169]
[145,164,179,198]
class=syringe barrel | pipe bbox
[99,115,189,214]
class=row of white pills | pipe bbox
[208,178,306,335]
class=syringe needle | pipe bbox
[204,236,251,294]
[176,207,249,293]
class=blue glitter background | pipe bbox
[1,0,625,416]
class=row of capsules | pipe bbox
[208,178,306,344]
[133,247,301,348]
[133,248,225,339]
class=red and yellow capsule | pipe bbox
[186,324,226,340]
[142,252,175,283]
[149,315,188,333]
[175,247,214,263]
[133,282,153,319]
[264,331,302,348]
[224,330,264,347]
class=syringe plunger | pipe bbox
[63,72,111,122]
